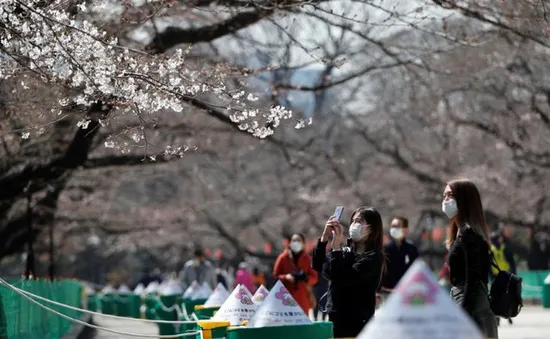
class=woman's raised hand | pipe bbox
[321,217,344,248]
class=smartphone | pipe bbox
[333,206,344,221]
[331,206,344,239]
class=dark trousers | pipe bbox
[329,313,368,338]
[450,285,498,339]
[312,284,328,320]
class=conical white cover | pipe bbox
[247,280,312,328]
[357,260,484,339]
[193,281,212,299]
[118,284,131,294]
[101,284,115,294]
[158,280,168,292]
[252,285,269,304]
[133,283,145,295]
[212,284,259,325]
[145,281,159,294]
[160,278,183,296]
[204,283,230,307]
[544,272,550,284]
[183,281,202,299]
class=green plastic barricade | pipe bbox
[543,272,550,308]
[155,294,181,336]
[518,270,550,301]
[0,294,8,339]
[100,294,117,315]
[183,298,207,316]
[197,320,230,339]
[115,294,141,318]
[0,279,82,339]
[144,294,158,320]
[226,322,334,339]
[194,305,220,319]
[87,294,99,312]
[178,320,198,337]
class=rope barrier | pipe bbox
[0,278,196,324]
[0,279,199,338]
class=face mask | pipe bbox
[290,241,303,253]
[390,227,403,240]
[349,223,366,242]
[442,199,458,219]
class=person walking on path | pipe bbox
[179,248,217,290]
[443,179,498,339]
[490,231,516,326]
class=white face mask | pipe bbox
[390,227,403,240]
[442,199,458,219]
[290,241,304,253]
[349,223,366,242]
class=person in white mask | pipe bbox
[273,233,318,314]
[443,179,498,339]
[312,206,385,338]
[381,216,419,291]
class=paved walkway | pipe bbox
[93,315,158,339]
[92,306,549,338]
[497,306,549,339]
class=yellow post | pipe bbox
[197,320,230,339]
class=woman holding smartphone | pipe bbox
[312,206,385,338]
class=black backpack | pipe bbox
[489,254,523,318]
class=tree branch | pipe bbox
[147,10,272,53]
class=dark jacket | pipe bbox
[382,239,419,289]
[312,240,383,321]
[448,226,491,311]
[448,225,497,338]
[527,236,550,270]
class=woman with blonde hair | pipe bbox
[442,179,498,338]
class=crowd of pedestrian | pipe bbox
[131,178,550,339]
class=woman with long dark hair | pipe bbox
[443,179,498,338]
[312,206,385,338]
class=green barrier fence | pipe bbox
[0,279,82,339]
[517,270,550,300]
[226,322,334,339]
[155,295,181,336]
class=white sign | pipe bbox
[247,280,312,328]
[133,283,145,295]
[358,260,484,339]
[183,281,202,299]
[101,284,115,294]
[118,284,131,294]
[144,281,159,294]
[204,283,230,307]
[213,284,259,325]
[252,285,269,304]
[195,281,213,299]
[160,278,183,296]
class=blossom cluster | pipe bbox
[0,0,308,151]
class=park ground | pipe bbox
[92,305,550,339]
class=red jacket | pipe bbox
[273,249,318,313]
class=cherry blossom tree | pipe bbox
[1,0,549,275]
